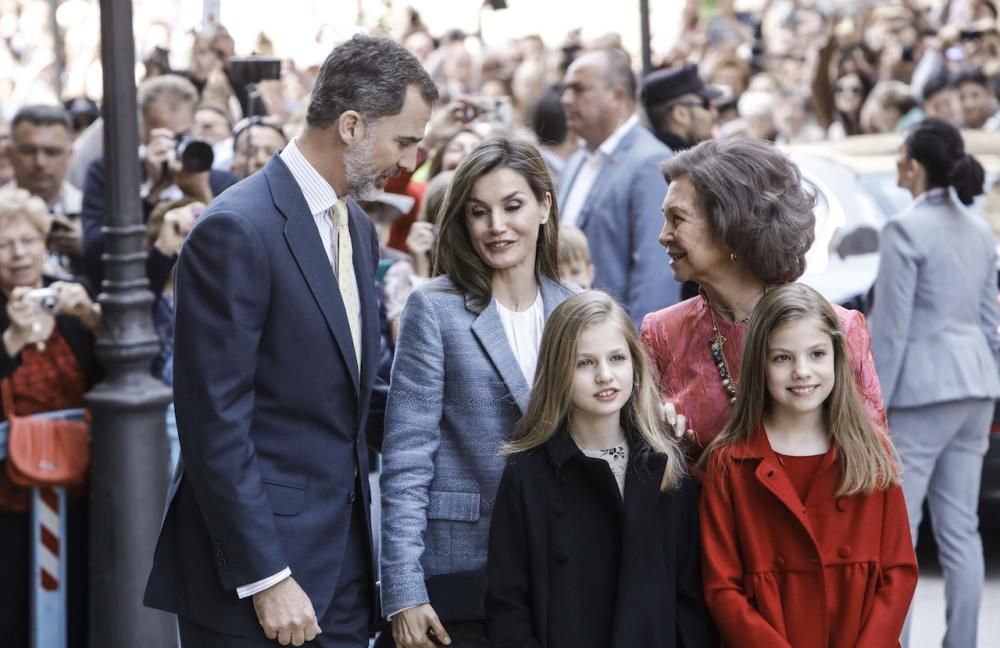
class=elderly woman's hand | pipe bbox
[50,281,101,334]
[662,401,696,443]
[3,286,56,356]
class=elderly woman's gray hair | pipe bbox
[660,137,815,284]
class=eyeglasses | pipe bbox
[12,144,69,158]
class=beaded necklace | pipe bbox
[708,305,740,405]
[704,287,767,405]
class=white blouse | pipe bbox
[495,292,545,384]
[582,443,630,497]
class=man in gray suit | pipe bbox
[559,49,680,324]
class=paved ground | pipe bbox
[910,502,1000,647]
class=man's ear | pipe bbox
[670,104,690,129]
[337,110,366,145]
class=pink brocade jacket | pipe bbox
[640,296,888,454]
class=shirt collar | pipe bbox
[279,138,340,216]
[913,186,948,207]
[587,114,639,158]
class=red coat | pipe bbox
[700,426,917,648]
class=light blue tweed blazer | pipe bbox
[869,190,1000,408]
[379,274,575,617]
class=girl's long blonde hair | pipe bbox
[699,283,899,496]
[506,291,686,491]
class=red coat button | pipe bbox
[836,498,847,511]
[838,546,851,559]
[774,556,786,569]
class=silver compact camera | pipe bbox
[25,287,58,312]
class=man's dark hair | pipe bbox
[306,35,438,129]
[531,85,568,145]
[11,104,72,135]
[922,71,952,102]
[953,67,990,91]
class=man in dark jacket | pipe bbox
[641,64,720,153]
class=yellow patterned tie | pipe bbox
[333,199,361,370]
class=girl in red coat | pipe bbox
[699,283,917,647]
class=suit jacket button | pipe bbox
[348,491,357,503]
[838,546,851,559]
[217,557,227,567]
[774,556,785,569]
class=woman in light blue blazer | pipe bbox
[870,118,1000,648]
[379,138,575,648]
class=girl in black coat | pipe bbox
[485,292,717,648]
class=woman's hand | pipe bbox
[50,281,101,333]
[406,222,436,258]
[391,603,451,648]
[3,286,56,355]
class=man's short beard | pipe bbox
[344,126,381,201]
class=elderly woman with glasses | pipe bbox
[0,186,101,646]
[640,137,887,458]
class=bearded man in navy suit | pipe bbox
[145,36,438,647]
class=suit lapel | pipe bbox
[470,296,531,415]
[574,124,638,231]
[539,276,567,320]
[558,152,585,208]
[268,158,361,394]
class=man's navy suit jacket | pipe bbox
[144,154,381,638]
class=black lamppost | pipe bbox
[640,0,652,77]
[89,1,175,645]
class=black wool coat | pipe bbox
[485,430,719,648]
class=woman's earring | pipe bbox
[730,251,736,263]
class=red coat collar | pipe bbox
[727,422,839,467]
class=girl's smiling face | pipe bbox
[765,316,836,419]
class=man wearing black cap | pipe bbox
[641,63,720,152]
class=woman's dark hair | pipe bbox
[834,71,874,136]
[660,137,816,284]
[904,118,985,205]
[434,137,560,312]
[530,85,568,146]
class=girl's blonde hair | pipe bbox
[700,283,899,496]
[506,291,686,491]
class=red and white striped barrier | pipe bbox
[0,407,85,648]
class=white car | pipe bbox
[784,132,1000,310]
